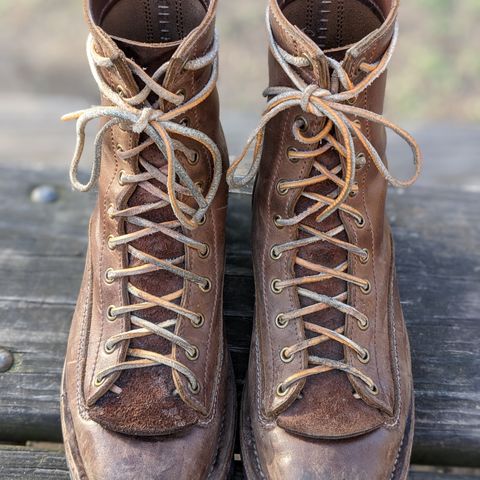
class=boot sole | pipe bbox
[240,384,414,480]
[61,360,237,480]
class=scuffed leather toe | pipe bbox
[244,404,412,480]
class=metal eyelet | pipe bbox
[200,278,212,293]
[347,95,358,106]
[358,318,369,331]
[353,119,362,130]
[94,375,107,387]
[176,89,186,101]
[198,214,207,226]
[349,181,359,198]
[359,248,369,264]
[179,117,190,127]
[275,314,288,328]
[355,215,366,228]
[188,381,200,394]
[116,143,124,154]
[199,244,210,258]
[280,347,294,363]
[192,313,205,328]
[104,342,116,354]
[294,115,309,133]
[356,152,366,169]
[357,349,370,364]
[301,52,314,69]
[104,268,115,284]
[107,305,117,321]
[186,346,199,361]
[188,151,199,165]
[118,170,127,186]
[276,180,288,196]
[107,235,116,251]
[287,147,299,163]
[273,215,283,228]
[369,384,379,395]
[116,85,126,97]
[276,383,290,397]
[271,279,283,294]
[107,204,115,219]
[361,281,372,295]
[270,246,282,260]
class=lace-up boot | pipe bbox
[228,0,422,478]
[61,1,235,478]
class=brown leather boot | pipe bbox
[228,0,422,478]
[61,1,235,478]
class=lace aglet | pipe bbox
[61,111,82,122]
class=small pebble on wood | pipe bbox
[0,348,13,373]
[30,185,59,204]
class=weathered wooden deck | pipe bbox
[0,103,479,478]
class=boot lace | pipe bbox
[227,15,422,397]
[63,33,221,394]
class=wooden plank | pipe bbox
[0,445,478,480]
[0,445,68,480]
[0,167,479,467]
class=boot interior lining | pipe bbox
[281,0,385,50]
[93,0,209,43]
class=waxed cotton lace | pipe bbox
[227,11,422,397]
[63,33,221,393]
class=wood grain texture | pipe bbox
[0,446,478,480]
[0,446,69,480]
[0,167,478,468]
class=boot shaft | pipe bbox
[229,0,421,438]
[65,0,229,436]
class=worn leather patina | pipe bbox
[229,0,421,478]
[61,1,235,478]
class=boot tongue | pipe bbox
[113,36,181,77]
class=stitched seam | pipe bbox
[247,381,267,480]
[390,432,405,479]
[263,114,290,412]
[385,258,402,429]
[206,386,227,479]
[76,258,93,420]
[361,85,383,396]
[197,344,224,426]
[364,46,384,399]
[202,195,220,411]
[271,7,299,56]
[88,85,118,394]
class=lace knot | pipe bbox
[300,84,331,114]
[133,107,161,133]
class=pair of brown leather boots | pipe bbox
[61,0,422,478]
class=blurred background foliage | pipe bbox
[0,0,479,123]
